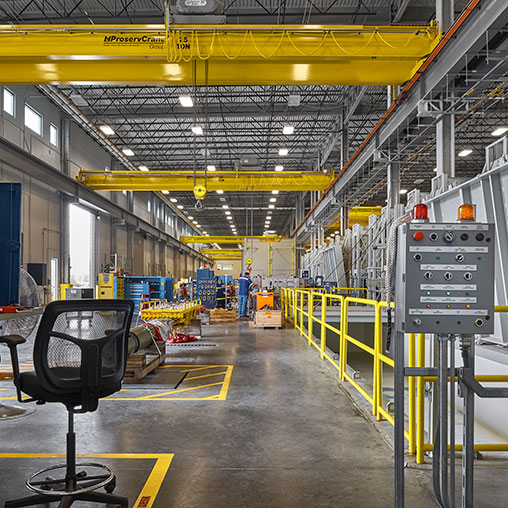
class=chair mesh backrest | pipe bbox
[34,300,134,394]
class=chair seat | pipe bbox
[19,371,121,406]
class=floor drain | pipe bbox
[166,343,217,347]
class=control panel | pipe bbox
[395,222,495,334]
[197,278,217,309]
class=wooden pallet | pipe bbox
[250,310,283,329]
[124,347,166,382]
[209,309,237,323]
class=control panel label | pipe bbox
[420,264,476,271]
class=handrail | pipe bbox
[282,288,508,464]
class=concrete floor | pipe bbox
[0,321,442,507]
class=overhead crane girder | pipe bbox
[200,249,242,260]
[76,170,335,192]
[0,24,439,85]
[182,236,283,244]
[329,206,383,227]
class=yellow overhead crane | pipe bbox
[182,235,283,244]
[200,249,242,260]
[330,206,383,228]
[76,170,334,192]
[0,24,439,85]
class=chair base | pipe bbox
[0,402,36,421]
[4,490,128,508]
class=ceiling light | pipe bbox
[334,230,340,234]
[433,167,438,172]
[266,230,276,234]
[216,190,224,194]
[138,165,149,172]
[275,164,284,172]
[188,216,194,220]
[177,205,183,209]
[179,96,194,108]
[122,148,134,156]
[283,125,294,135]
[399,189,408,194]
[99,125,114,136]
[191,126,203,135]
[267,211,272,215]
[228,216,233,221]
[268,204,275,209]
[492,127,508,137]
[270,198,277,203]
[414,178,424,185]
[162,190,169,195]
[222,205,229,209]
[225,211,231,215]
[278,148,289,156]
[192,220,198,225]
[331,233,335,237]
[272,190,279,195]
[288,95,301,107]
[458,149,473,157]
[170,198,177,203]
[207,165,216,172]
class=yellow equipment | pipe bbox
[97,273,115,299]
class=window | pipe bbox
[3,88,14,116]
[147,199,151,213]
[24,104,42,135]
[122,190,127,196]
[50,123,58,146]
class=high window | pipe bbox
[24,104,42,135]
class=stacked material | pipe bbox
[139,299,201,325]
[250,310,283,329]
[209,309,237,323]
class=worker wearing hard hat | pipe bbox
[238,272,254,318]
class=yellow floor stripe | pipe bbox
[0,452,173,507]
[135,381,224,400]
[185,371,228,381]
[218,365,234,400]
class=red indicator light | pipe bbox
[413,204,428,220]
[414,231,424,241]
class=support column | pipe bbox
[436,110,455,179]
[436,0,454,33]
[387,161,401,208]
[340,206,349,236]
[60,194,71,284]
[340,118,349,168]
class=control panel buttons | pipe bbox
[455,254,465,262]
[429,232,439,242]
[460,233,469,241]
[413,253,422,262]
[443,232,455,243]
[412,318,422,327]
[464,272,473,281]
[475,233,485,241]
[444,272,453,280]
[424,272,433,280]
[413,231,424,241]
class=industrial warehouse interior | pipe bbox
[0,1,508,507]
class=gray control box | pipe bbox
[395,222,495,334]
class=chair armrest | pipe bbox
[0,335,26,347]
[0,335,26,403]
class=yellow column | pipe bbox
[308,292,314,346]
[408,333,416,455]
[416,333,426,464]
[340,298,349,380]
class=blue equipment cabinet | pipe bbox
[115,276,173,313]
[0,183,22,305]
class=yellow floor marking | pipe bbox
[218,365,234,400]
[134,381,224,400]
[0,452,173,508]
[160,365,226,373]
[185,371,228,381]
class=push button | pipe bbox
[413,231,424,241]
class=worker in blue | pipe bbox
[216,278,226,309]
[237,272,253,317]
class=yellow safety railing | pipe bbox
[280,288,508,464]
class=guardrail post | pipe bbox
[408,333,416,455]
[340,298,349,380]
[293,291,297,329]
[374,302,381,419]
[308,291,314,346]
[299,292,304,336]
[416,333,426,464]
[320,293,327,359]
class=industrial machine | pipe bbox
[65,288,94,300]
[115,276,174,313]
[391,203,507,508]
[198,279,216,309]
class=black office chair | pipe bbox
[0,299,134,508]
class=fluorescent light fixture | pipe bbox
[192,220,198,225]
[177,205,183,209]
[99,125,114,136]
[122,148,134,156]
[270,198,277,203]
[191,126,203,135]
[179,96,194,108]
[222,205,229,209]
[188,216,194,220]
[272,190,279,195]
[268,204,275,209]
[162,190,169,195]
[216,190,224,194]
[227,216,233,221]
[492,127,508,137]
[170,198,177,203]
[278,148,289,156]
[283,125,294,135]
[207,165,216,172]
[275,165,284,172]
[458,149,473,157]
[138,165,149,172]
[399,189,408,194]
[225,211,231,215]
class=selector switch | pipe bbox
[455,254,465,262]
[443,232,455,243]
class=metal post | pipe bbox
[436,109,455,179]
[438,334,450,508]
[340,116,348,168]
[394,330,405,508]
[436,0,455,33]
[387,161,401,209]
[340,206,349,236]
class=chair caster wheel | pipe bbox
[105,479,116,493]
